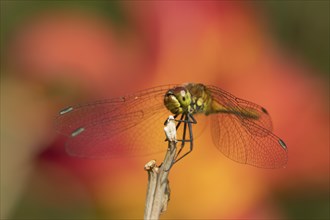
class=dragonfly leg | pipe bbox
[175,114,188,160]
[165,114,196,171]
[175,114,185,130]
[190,114,197,124]
[174,113,196,164]
[174,113,189,142]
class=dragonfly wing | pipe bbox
[207,86,288,168]
[207,86,273,132]
[55,85,176,158]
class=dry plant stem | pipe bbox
[144,140,177,220]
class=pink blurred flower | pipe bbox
[7,9,158,95]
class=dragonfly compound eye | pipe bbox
[164,89,182,114]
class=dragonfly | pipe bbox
[56,83,288,168]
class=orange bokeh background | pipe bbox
[1,1,329,219]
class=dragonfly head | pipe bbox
[164,86,192,114]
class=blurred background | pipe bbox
[1,1,329,219]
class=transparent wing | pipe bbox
[55,85,177,158]
[207,85,288,168]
